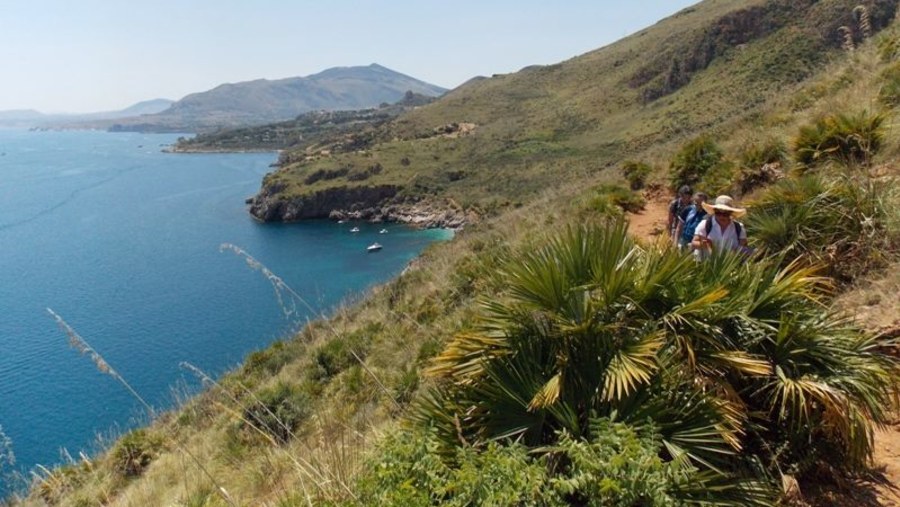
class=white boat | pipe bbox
[350,226,360,233]
[379,228,388,234]
[367,242,383,252]
[337,219,346,224]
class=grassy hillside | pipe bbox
[8,0,900,505]
[250,0,897,219]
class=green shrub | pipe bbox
[621,160,653,190]
[310,325,377,381]
[590,184,645,216]
[697,159,736,196]
[419,222,899,498]
[878,62,900,107]
[347,420,758,507]
[669,136,726,189]
[242,340,298,378]
[242,382,311,444]
[745,174,899,281]
[110,429,165,477]
[792,111,885,168]
[736,139,788,195]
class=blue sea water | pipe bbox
[0,129,448,495]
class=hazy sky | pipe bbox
[0,1,699,113]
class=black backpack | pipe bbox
[705,218,742,238]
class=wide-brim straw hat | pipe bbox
[702,195,746,217]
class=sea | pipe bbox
[0,129,450,496]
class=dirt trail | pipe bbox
[625,192,900,506]
[627,198,670,242]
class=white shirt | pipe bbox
[694,217,746,253]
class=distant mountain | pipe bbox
[112,98,175,117]
[103,64,448,133]
[0,99,174,128]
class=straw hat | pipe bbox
[702,195,746,217]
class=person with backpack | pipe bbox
[691,195,747,257]
[675,192,708,250]
[667,185,693,244]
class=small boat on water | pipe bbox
[367,242,383,253]
[350,226,360,233]
[379,228,388,234]
[337,219,346,224]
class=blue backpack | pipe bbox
[680,206,706,243]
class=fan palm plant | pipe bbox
[745,173,898,281]
[415,220,898,499]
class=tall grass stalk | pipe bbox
[220,243,401,411]
[46,308,237,507]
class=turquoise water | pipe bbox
[0,129,448,495]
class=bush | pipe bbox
[110,429,165,477]
[419,222,899,498]
[621,160,652,190]
[590,184,645,216]
[736,139,787,195]
[347,420,733,507]
[669,136,726,189]
[243,340,297,378]
[242,382,311,444]
[310,325,377,381]
[745,174,899,281]
[792,111,885,168]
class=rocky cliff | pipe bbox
[247,183,471,229]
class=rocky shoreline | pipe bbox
[247,184,472,230]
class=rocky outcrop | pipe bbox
[248,184,401,222]
[247,184,472,229]
[328,199,472,229]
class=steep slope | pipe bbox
[249,0,897,225]
[103,64,447,133]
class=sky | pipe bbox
[0,1,699,113]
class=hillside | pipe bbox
[7,0,900,505]
[97,64,447,133]
[247,0,898,226]
[169,92,439,153]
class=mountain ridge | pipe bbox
[104,64,447,133]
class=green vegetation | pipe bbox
[110,429,165,478]
[735,138,788,194]
[346,420,751,507]
[621,160,653,190]
[589,184,645,215]
[669,135,728,190]
[745,172,899,281]
[239,382,311,444]
[417,223,896,502]
[792,110,885,168]
[173,92,438,153]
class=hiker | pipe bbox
[667,185,693,243]
[691,195,747,257]
[675,192,708,250]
